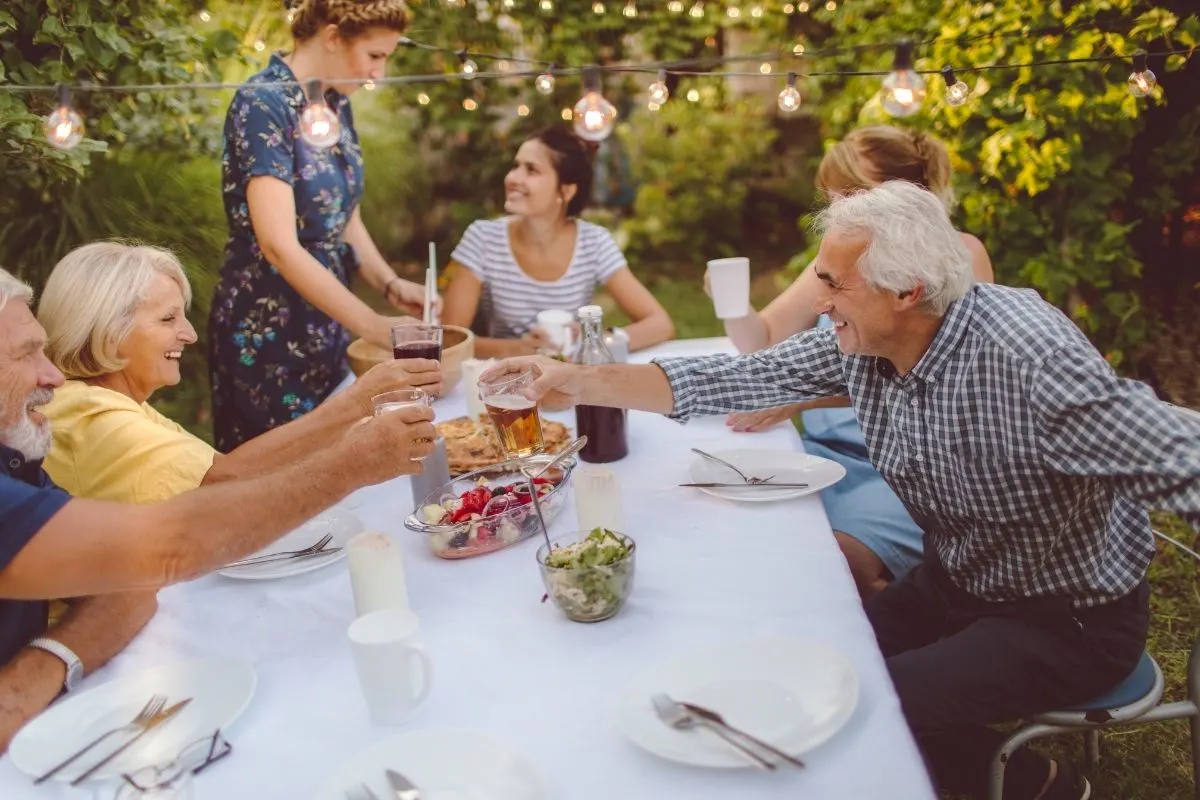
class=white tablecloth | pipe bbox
[1,338,933,799]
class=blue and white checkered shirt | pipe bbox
[655,284,1200,607]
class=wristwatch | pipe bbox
[28,637,84,693]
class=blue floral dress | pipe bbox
[209,53,364,451]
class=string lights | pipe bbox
[14,24,1187,150]
[298,80,341,149]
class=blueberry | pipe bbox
[449,531,469,548]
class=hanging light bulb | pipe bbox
[727,4,741,18]
[777,72,802,113]
[824,0,836,10]
[535,68,557,95]
[363,78,376,91]
[881,41,927,118]
[623,0,638,16]
[540,0,553,10]
[759,62,772,74]
[417,92,431,105]
[458,51,479,79]
[198,9,212,22]
[503,0,515,7]
[941,66,969,107]
[783,3,795,12]
[286,8,297,24]
[792,42,806,55]
[648,101,661,112]
[44,85,84,150]
[463,97,478,111]
[689,1,705,17]
[561,107,573,121]
[669,0,684,11]
[1127,50,1157,97]
[253,39,266,53]
[686,88,700,102]
[592,1,605,12]
[751,4,764,17]
[797,1,809,10]
[299,80,341,149]
[517,104,531,117]
[647,69,670,105]
[572,69,618,142]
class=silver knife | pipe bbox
[386,769,421,800]
[679,482,810,488]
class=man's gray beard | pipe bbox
[1,389,53,462]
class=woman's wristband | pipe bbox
[384,276,402,302]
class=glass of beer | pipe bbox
[478,367,544,459]
[391,323,443,362]
[371,388,432,461]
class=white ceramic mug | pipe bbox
[348,609,433,725]
[535,309,576,355]
[706,257,751,319]
[346,531,409,617]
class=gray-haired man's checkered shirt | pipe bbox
[655,283,1200,607]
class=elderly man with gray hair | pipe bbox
[0,266,436,751]
[484,181,1200,800]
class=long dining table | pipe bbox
[0,337,934,799]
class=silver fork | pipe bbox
[650,693,776,770]
[690,448,776,484]
[345,784,381,800]
[34,695,168,784]
[225,533,337,568]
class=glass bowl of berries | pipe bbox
[404,453,576,559]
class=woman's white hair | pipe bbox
[814,180,974,316]
[39,241,193,379]
[0,268,34,313]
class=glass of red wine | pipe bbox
[391,323,443,362]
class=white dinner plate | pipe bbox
[687,448,846,502]
[615,637,859,768]
[313,728,547,800]
[217,508,363,580]
[9,658,256,785]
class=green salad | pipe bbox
[541,528,636,622]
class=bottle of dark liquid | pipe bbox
[574,305,628,463]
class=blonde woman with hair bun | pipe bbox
[705,125,994,598]
[209,0,436,451]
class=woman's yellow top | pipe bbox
[43,380,217,504]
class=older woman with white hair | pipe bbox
[38,241,442,503]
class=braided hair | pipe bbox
[288,0,409,41]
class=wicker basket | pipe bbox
[347,324,476,393]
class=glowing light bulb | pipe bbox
[669,0,684,11]
[299,81,341,149]
[783,3,795,12]
[686,88,700,102]
[648,101,661,111]
[759,62,772,74]
[198,9,211,22]
[417,92,431,105]
[497,60,512,73]
[1127,50,1157,97]
[540,0,553,10]
[535,71,556,95]
[503,0,515,7]
[561,107,573,121]
[623,0,637,16]
[463,98,478,111]
[881,41,926,118]
[44,86,83,150]
[751,4,764,17]
[459,53,479,78]
[647,70,669,105]
[727,5,741,18]
[286,8,297,24]
[689,2,705,17]
[797,1,809,10]
[253,39,266,53]
[792,42,806,55]
[573,71,618,142]
[593,1,605,12]
[517,104,531,117]
[824,0,836,10]
[363,79,376,91]
[941,67,969,107]
[777,72,801,113]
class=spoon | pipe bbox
[522,436,588,551]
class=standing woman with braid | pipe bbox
[210,0,433,450]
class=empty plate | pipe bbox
[687,448,846,502]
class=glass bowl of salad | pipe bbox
[536,528,636,623]
[404,454,576,559]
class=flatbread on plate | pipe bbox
[436,415,572,475]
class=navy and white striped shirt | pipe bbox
[450,217,627,339]
[655,283,1200,607]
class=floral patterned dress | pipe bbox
[209,53,364,451]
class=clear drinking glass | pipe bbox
[391,323,443,362]
[371,388,432,461]
[477,368,544,459]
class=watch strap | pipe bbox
[28,637,83,691]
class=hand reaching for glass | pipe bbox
[339,403,437,482]
[480,355,583,412]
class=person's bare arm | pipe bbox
[0,591,157,752]
[440,263,540,358]
[343,210,431,318]
[203,359,443,484]
[717,263,822,353]
[0,406,436,600]
[246,177,409,349]
[603,267,674,351]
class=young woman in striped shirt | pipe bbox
[442,127,674,358]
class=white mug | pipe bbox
[347,609,432,725]
[346,531,409,617]
[535,309,575,355]
[706,257,751,319]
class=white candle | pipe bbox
[461,358,495,422]
[346,531,409,617]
